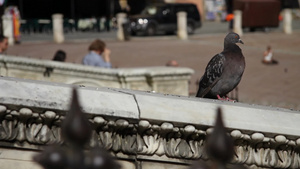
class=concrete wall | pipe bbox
[0,55,194,96]
[1,77,300,169]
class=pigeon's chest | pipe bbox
[211,55,245,95]
[224,55,245,76]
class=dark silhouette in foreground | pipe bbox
[33,88,120,169]
[190,108,248,169]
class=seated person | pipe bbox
[0,35,8,54]
[44,50,66,77]
[52,50,66,62]
[82,39,112,68]
[166,60,179,67]
[262,46,278,65]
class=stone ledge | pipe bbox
[0,76,139,119]
[1,77,300,168]
[135,91,300,137]
[1,76,300,137]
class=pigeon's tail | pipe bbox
[196,83,210,98]
[196,76,205,98]
[196,89,217,99]
[196,77,220,98]
[196,89,203,98]
[196,87,209,98]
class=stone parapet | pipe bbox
[0,55,193,96]
[0,77,300,169]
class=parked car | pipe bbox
[129,3,201,36]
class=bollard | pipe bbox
[233,10,243,36]
[283,9,292,34]
[52,14,65,43]
[177,11,188,40]
[2,15,14,45]
[116,13,127,41]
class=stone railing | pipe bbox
[1,77,300,169]
[0,55,194,96]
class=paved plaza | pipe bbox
[5,21,300,110]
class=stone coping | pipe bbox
[0,76,299,138]
[0,76,139,119]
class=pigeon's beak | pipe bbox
[238,39,244,44]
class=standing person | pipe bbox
[82,39,112,68]
[11,6,21,43]
[4,6,21,43]
[0,35,8,54]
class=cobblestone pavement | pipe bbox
[5,21,300,110]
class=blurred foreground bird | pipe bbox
[196,32,245,101]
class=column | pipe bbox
[2,15,14,45]
[283,9,292,34]
[177,11,188,40]
[52,13,64,43]
[116,13,127,41]
[233,10,243,36]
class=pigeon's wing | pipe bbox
[197,53,225,97]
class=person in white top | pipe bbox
[262,46,278,65]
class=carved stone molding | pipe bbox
[0,105,63,146]
[230,130,300,168]
[1,104,300,168]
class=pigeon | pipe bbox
[196,32,245,100]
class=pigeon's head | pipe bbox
[225,32,244,45]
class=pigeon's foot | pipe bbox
[217,95,236,102]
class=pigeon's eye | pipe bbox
[235,35,238,39]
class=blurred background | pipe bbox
[0,0,299,36]
[0,0,300,110]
